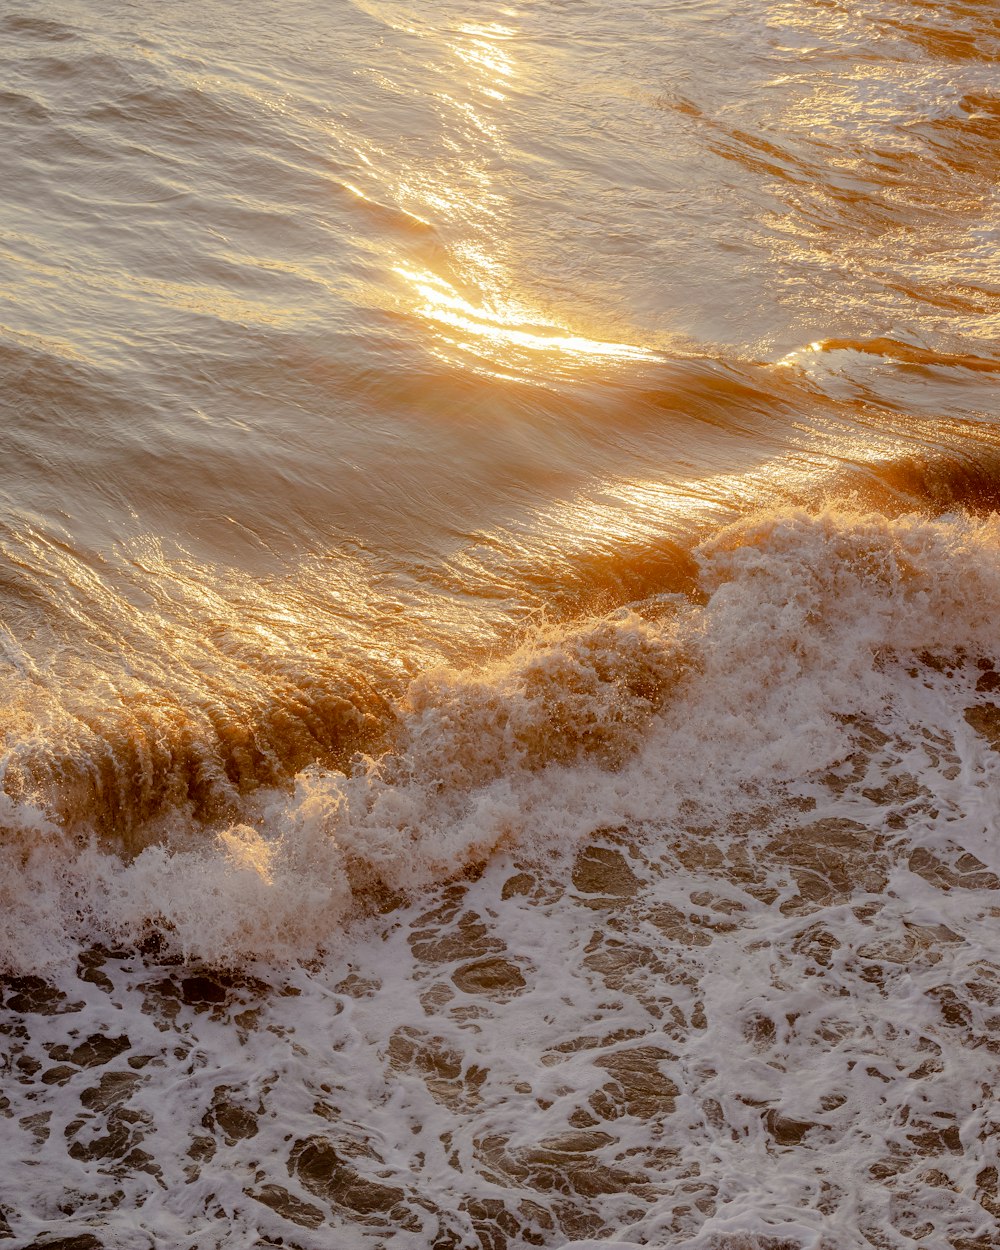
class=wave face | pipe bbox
[2,0,1000,1247]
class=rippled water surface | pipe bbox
[2,2,1000,1247]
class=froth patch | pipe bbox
[698,508,1000,653]
[3,509,1000,1246]
[402,610,689,778]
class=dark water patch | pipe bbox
[883,0,1000,63]
[918,91,1000,179]
[813,336,1000,374]
[0,338,126,417]
[1,978,79,1016]
[0,13,80,43]
[22,1238,105,1250]
[572,844,641,903]
[247,1183,324,1229]
[518,536,702,619]
[82,81,256,144]
[47,1034,130,1070]
[863,448,1000,516]
[20,49,141,103]
[0,88,51,125]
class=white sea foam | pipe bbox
[3,509,1000,1245]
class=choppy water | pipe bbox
[2,2,1000,1247]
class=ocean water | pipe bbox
[2,1,1000,1246]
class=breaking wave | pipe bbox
[4,505,1000,973]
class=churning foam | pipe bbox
[3,505,999,971]
[3,506,1000,1247]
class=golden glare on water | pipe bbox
[451,22,517,92]
[345,9,657,381]
[395,264,658,376]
